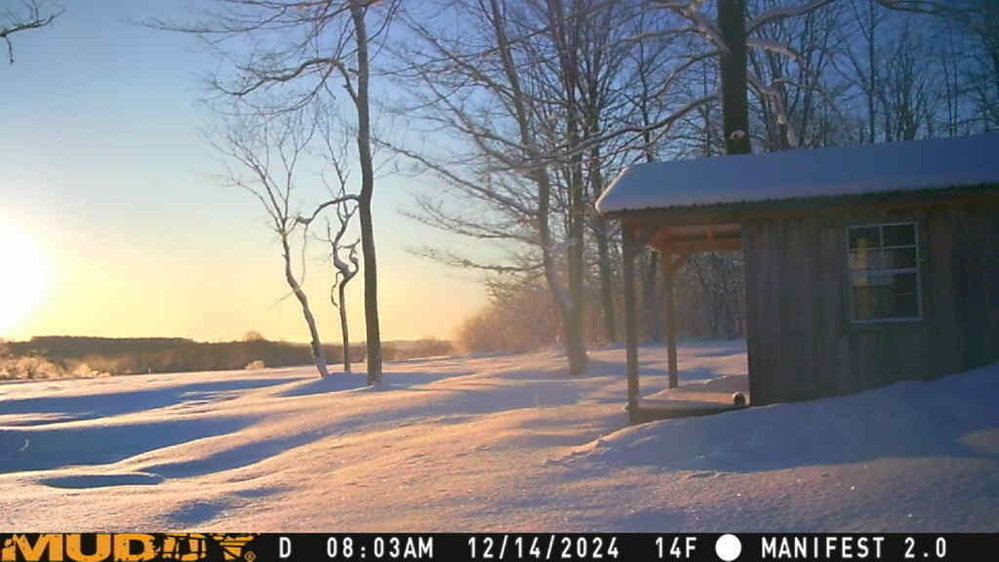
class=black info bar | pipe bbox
[0,533,993,562]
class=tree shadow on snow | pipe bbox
[0,415,258,474]
[572,359,731,383]
[0,378,294,426]
[491,359,669,382]
[279,370,467,397]
[692,348,745,359]
[40,472,165,488]
[165,500,229,527]
[141,428,334,479]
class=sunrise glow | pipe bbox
[0,222,48,335]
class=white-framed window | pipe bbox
[847,222,921,322]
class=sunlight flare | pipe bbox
[0,222,49,335]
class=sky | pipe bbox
[0,0,485,344]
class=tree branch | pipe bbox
[1,3,63,64]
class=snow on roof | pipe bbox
[596,133,999,214]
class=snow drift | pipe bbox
[0,341,995,532]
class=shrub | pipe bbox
[413,338,453,358]
[0,355,67,380]
[456,278,559,354]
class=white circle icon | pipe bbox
[715,534,742,561]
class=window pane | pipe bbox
[870,269,893,286]
[849,251,863,270]
[849,226,881,250]
[890,275,919,317]
[852,285,892,320]
[883,247,917,268]
[892,271,918,295]
[851,270,893,287]
[852,271,919,320]
[849,248,885,270]
[883,223,916,247]
[890,294,919,317]
[852,286,873,320]
[848,223,922,322]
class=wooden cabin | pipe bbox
[596,133,999,423]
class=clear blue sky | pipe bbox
[0,0,484,343]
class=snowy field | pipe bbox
[0,341,996,532]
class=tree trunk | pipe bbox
[663,252,678,389]
[623,224,640,422]
[487,0,586,375]
[642,250,663,342]
[594,214,617,343]
[337,281,352,373]
[718,0,751,155]
[350,2,382,386]
[283,234,329,378]
[551,0,588,375]
[589,142,616,343]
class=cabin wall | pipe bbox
[743,196,999,405]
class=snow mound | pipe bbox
[561,364,999,472]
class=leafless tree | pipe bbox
[158,0,400,385]
[308,111,362,373]
[321,198,359,373]
[389,0,593,374]
[947,0,999,130]
[214,108,355,378]
[1,0,62,64]
[391,0,725,370]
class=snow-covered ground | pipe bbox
[0,341,996,532]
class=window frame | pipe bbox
[846,220,923,324]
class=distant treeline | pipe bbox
[1,335,452,380]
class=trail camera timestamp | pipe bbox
[277,535,434,560]
[467,535,620,560]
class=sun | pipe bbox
[0,222,49,336]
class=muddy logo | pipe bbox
[0,534,256,562]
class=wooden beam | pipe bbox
[656,237,742,253]
[622,223,641,423]
[663,249,680,389]
[650,226,671,250]
[648,225,743,253]
[635,226,658,248]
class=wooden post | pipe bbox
[622,222,641,423]
[663,249,679,389]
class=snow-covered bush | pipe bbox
[0,355,67,380]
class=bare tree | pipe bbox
[214,108,355,378]
[160,0,400,385]
[315,116,361,374]
[743,0,853,150]
[1,0,62,64]
[322,204,359,373]
[392,0,726,365]
[948,0,999,130]
[389,0,592,373]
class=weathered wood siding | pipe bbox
[743,195,999,405]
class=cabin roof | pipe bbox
[595,133,999,215]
